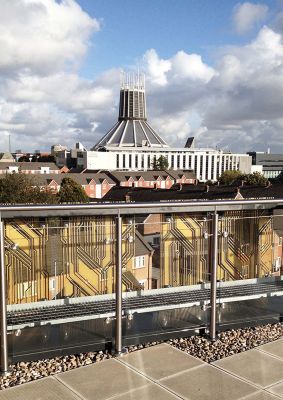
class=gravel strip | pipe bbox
[169,323,283,363]
[0,322,282,390]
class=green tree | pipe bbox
[218,170,243,185]
[31,155,56,162]
[244,172,268,186]
[151,155,169,170]
[18,154,31,162]
[58,177,89,203]
[0,174,57,204]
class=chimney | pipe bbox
[266,180,272,188]
[125,194,131,202]
[241,180,245,187]
[178,184,183,191]
[206,185,209,192]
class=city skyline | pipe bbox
[0,0,283,153]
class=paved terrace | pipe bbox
[1,339,283,399]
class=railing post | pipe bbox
[209,211,218,341]
[115,214,123,355]
[0,215,8,375]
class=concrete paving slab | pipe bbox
[56,359,150,400]
[213,349,283,388]
[111,383,180,400]
[242,391,281,399]
[0,377,79,400]
[258,338,283,359]
[120,343,203,380]
[161,364,257,400]
[267,381,283,398]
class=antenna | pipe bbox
[7,132,11,153]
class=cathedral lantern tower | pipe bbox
[119,72,146,121]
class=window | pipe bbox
[274,257,281,271]
[135,155,138,168]
[153,237,160,246]
[116,154,119,168]
[49,278,56,290]
[123,154,126,168]
[134,256,145,268]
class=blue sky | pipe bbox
[78,0,278,77]
[0,0,283,152]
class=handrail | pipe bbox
[0,197,282,217]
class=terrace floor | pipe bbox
[1,339,283,399]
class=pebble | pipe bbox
[169,323,283,363]
[0,322,282,390]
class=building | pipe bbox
[0,162,60,174]
[247,151,283,179]
[106,169,197,189]
[77,72,252,182]
[0,152,15,163]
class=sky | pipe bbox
[0,0,283,153]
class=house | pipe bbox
[127,230,155,290]
[106,170,195,189]
[36,173,116,199]
[0,162,60,175]
[166,170,197,185]
[0,152,15,163]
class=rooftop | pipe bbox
[1,340,283,399]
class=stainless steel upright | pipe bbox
[209,212,219,341]
[115,214,123,355]
[0,215,8,374]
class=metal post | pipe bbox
[209,212,218,341]
[0,216,8,375]
[115,214,123,355]
[54,261,57,300]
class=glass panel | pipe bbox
[123,213,212,344]
[6,216,117,362]
[216,211,283,334]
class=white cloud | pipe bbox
[233,2,268,34]
[143,49,171,86]
[170,51,215,83]
[1,1,283,155]
[0,0,99,75]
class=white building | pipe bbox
[81,72,252,182]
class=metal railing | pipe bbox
[1,198,283,374]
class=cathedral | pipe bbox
[80,72,251,182]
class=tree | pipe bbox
[218,170,268,186]
[18,154,31,162]
[0,174,57,204]
[58,177,89,203]
[218,170,243,185]
[244,172,268,186]
[151,155,169,170]
[31,155,56,162]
